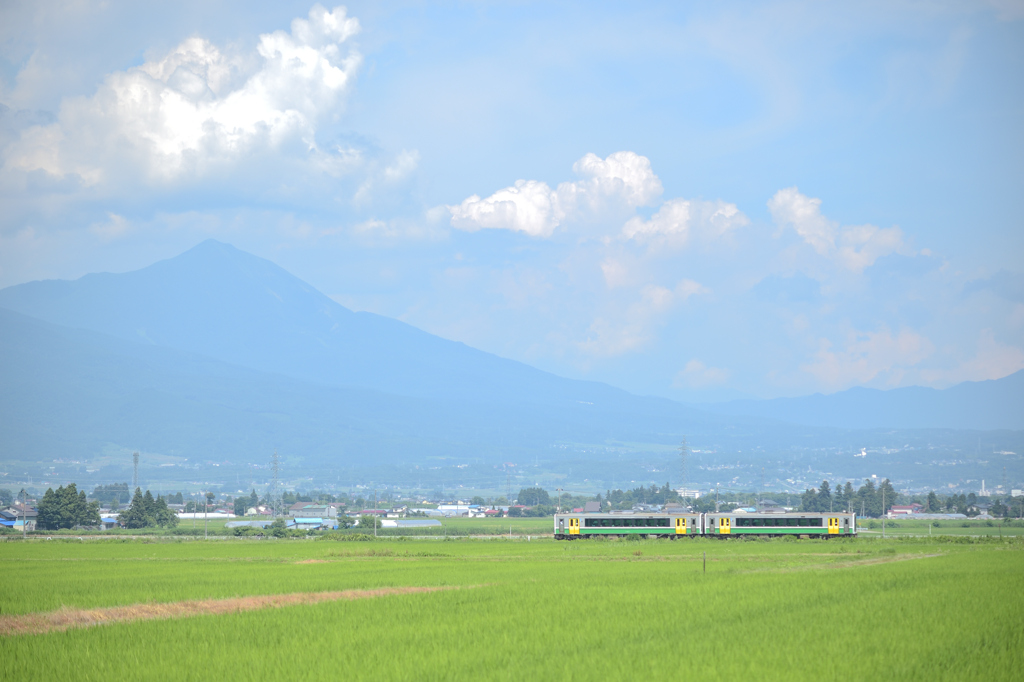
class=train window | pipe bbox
[798,518,809,526]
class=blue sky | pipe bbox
[1,1,1022,401]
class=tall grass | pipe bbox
[2,538,1022,680]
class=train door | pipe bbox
[569,518,580,535]
[828,517,839,535]
[719,517,731,535]
[675,517,686,535]
[844,517,851,534]
[558,517,565,535]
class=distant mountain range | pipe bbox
[0,239,1021,491]
[702,371,1024,431]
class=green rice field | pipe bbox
[2,535,1022,680]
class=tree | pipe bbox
[120,488,178,529]
[926,491,940,513]
[517,488,551,506]
[0,489,12,507]
[356,515,379,533]
[249,489,259,509]
[817,481,832,511]
[234,497,248,516]
[37,483,101,530]
[152,495,178,527]
[470,496,486,505]
[843,482,854,512]
[855,479,882,517]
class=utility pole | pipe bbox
[132,451,139,491]
[715,485,719,513]
[882,486,886,539]
[21,489,27,540]
[204,490,208,540]
[374,489,378,538]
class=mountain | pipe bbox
[0,239,645,407]
[702,372,1024,430]
[0,305,787,476]
[2,239,1021,493]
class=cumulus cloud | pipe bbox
[623,197,747,245]
[768,187,909,272]
[3,4,361,185]
[800,326,933,390]
[673,360,730,388]
[579,279,709,357]
[448,151,662,237]
[449,179,564,237]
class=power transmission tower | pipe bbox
[677,437,689,497]
[132,451,139,491]
[271,450,280,517]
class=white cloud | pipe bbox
[919,328,1024,386]
[3,4,361,185]
[800,326,933,390]
[448,151,662,237]
[768,187,909,272]
[353,149,420,205]
[88,212,132,241]
[674,360,730,388]
[623,198,747,245]
[578,279,709,357]
[449,179,563,237]
[562,151,663,212]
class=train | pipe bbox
[553,510,857,538]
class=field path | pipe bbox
[0,585,467,637]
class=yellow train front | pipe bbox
[554,511,856,538]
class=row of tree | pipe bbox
[37,484,101,529]
[800,479,898,516]
[119,489,179,529]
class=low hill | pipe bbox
[702,372,1024,430]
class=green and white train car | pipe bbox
[554,511,856,538]
[704,511,856,537]
[554,511,702,538]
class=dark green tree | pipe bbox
[800,487,819,512]
[817,481,833,511]
[37,483,101,530]
[119,488,177,528]
[843,482,855,511]
[926,491,940,512]
[234,497,248,516]
[0,489,12,507]
[356,515,378,533]
[119,488,151,529]
[516,488,551,506]
[249,489,259,509]
[152,495,178,527]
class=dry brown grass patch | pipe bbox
[0,585,462,637]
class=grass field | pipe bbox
[2,535,1022,680]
